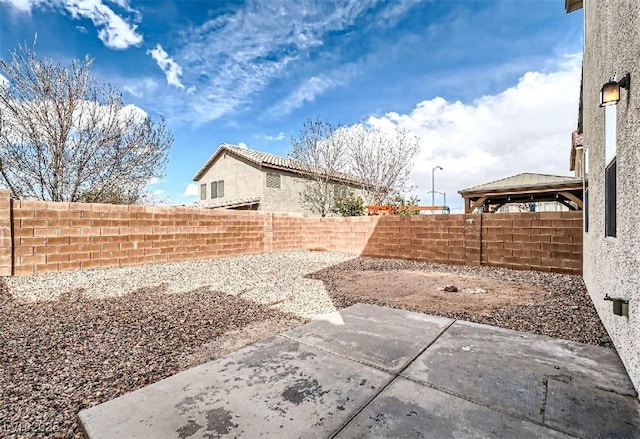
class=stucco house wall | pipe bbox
[580,0,640,393]
[259,168,366,214]
[258,168,312,214]
[197,152,263,203]
[195,147,366,215]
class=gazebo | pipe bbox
[458,173,584,214]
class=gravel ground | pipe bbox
[1,251,611,438]
[5,251,356,317]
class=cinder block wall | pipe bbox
[481,212,583,273]
[272,211,582,273]
[9,195,267,275]
[0,189,583,276]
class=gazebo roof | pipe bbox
[458,173,584,214]
[459,173,583,195]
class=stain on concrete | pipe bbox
[281,378,330,405]
[370,412,390,430]
[297,351,317,361]
[204,407,238,438]
[176,419,202,438]
[176,394,207,415]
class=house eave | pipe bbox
[459,181,584,197]
[565,0,583,13]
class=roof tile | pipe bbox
[194,143,362,185]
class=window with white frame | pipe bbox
[210,180,224,199]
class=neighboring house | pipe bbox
[566,0,640,393]
[458,173,583,214]
[192,143,364,214]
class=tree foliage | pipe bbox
[289,118,420,215]
[0,44,172,203]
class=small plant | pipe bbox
[388,195,421,215]
[334,195,365,217]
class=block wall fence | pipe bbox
[0,190,583,277]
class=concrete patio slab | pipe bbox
[78,304,640,439]
[335,377,573,439]
[402,319,639,433]
[545,377,640,438]
[284,303,453,373]
[79,336,392,438]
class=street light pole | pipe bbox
[431,165,443,206]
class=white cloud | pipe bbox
[153,188,164,196]
[66,0,142,49]
[118,103,147,123]
[123,77,158,98]
[264,132,285,141]
[155,0,383,124]
[183,183,199,197]
[365,55,582,210]
[147,44,185,89]
[237,142,248,149]
[271,76,337,117]
[1,0,142,49]
[0,0,44,12]
[105,0,135,13]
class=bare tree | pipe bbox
[345,123,420,205]
[289,119,350,216]
[289,118,420,215]
[0,43,171,203]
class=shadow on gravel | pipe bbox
[306,256,613,349]
[0,279,303,439]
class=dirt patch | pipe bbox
[333,270,547,316]
[310,257,613,348]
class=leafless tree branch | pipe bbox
[0,43,171,203]
[289,118,420,215]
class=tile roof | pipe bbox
[193,143,362,185]
[458,173,583,194]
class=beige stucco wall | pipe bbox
[196,152,365,215]
[581,0,640,393]
[196,152,263,204]
[258,168,309,214]
[259,168,365,215]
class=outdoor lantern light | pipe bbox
[600,73,630,107]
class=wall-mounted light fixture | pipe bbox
[600,73,631,107]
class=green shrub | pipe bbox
[334,196,365,217]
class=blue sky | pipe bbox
[0,0,583,211]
